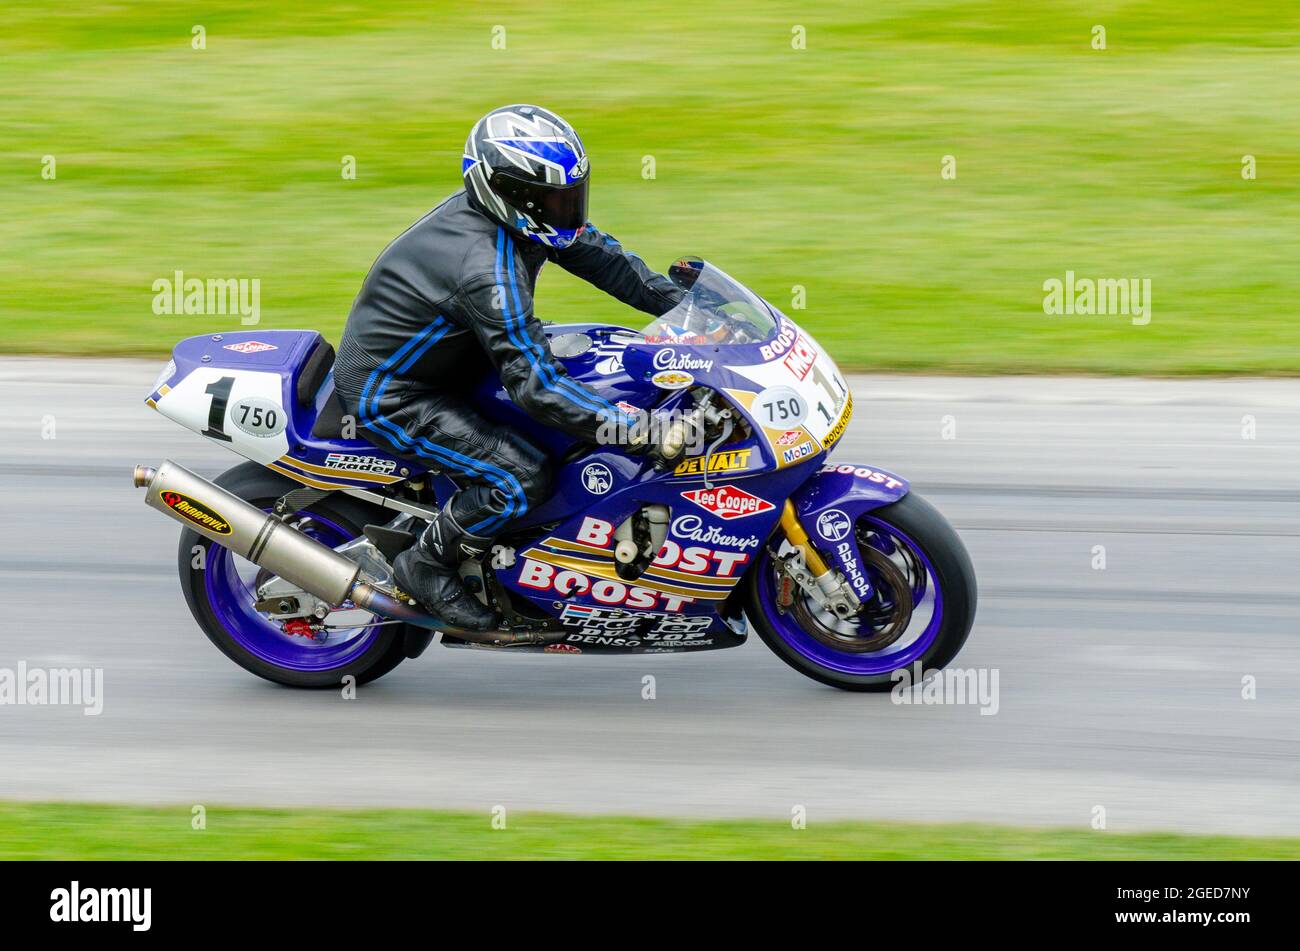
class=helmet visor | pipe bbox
[492,170,589,233]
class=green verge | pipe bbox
[2,802,1297,860]
[1,2,1298,373]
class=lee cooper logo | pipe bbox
[817,508,852,542]
[161,491,232,535]
[50,881,152,931]
[680,485,775,520]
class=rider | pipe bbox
[332,104,684,632]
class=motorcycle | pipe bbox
[134,258,976,691]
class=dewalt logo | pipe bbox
[673,448,753,478]
[161,491,232,536]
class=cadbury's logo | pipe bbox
[161,491,232,535]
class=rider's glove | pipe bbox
[622,413,687,470]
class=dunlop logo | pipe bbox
[161,491,232,535]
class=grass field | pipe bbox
[1,2,1297,373]
[3,802,1298,860]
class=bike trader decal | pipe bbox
[160,491,232,536]
[322,452,397,475]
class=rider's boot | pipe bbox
[392,505,500,632]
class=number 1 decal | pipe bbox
[202,376,235,442]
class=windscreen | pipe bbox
[638,258,779,346]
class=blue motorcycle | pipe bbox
[134,260,976,691]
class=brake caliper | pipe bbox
[282,618,320,640]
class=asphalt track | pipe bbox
[1,357,1298,835]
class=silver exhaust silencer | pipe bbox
[135,460,564,646]
[134,460,360,606]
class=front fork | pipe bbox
[775,500,866,620]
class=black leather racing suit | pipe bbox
[332,190,683,538]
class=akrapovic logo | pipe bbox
[160,491,232,535]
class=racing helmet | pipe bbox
[462,104,590,249]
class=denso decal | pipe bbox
[652,349,714,373]
[823,462,906,491]
[517,558,695,612]
[774,429,804,446]
[672,448,752,478]
[577,516,751,576]
[670,514,762,552]
[679,485,776,520]
[161,491,232,536]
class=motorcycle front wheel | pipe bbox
[746,492,977,692]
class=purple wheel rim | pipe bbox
[757,514,944,676]
[203,509,381,672]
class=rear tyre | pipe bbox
[177,462,411,688]
[747,492,977,692]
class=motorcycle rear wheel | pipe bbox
[176,462,411,688]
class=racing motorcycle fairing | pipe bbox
[148,329,427,491]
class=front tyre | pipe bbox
[747,492,977,692]
[177,462,410,688]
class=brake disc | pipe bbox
[786,539,915,654]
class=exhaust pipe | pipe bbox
[135,459,361,606]
[134,460,554,646]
